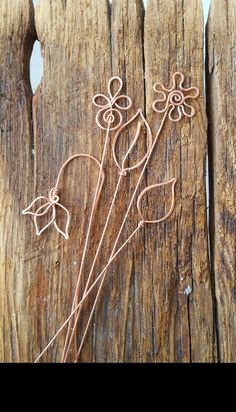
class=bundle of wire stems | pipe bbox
[29,73,199,363]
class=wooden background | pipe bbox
[0,0,235,362]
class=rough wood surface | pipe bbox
[1,0,234,363]
[33,0,111,362]
[206,0,236,362]
[91,0,147,362]
[144,0,214,362]
[0,0,35,362]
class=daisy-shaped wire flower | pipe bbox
[152,72,199,122]
[22,187,70,239]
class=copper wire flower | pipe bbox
[22,188,70,239]
[152,72,199,122]
[93,77,132,130]
[22,153,105,242]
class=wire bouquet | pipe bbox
[22,72,199,362]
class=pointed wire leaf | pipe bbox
[112,109,153,173]
[137,178,177,224]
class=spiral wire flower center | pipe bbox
[169,90,184,106]
[104,110,115,124]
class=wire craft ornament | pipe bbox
[22,154,105,239]
[22,72,199,363]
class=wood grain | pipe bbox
[144,0,215,362]
[0,0,35,362]
[206,0,236,362]
[87,0,147,362]
[33,0,111,362]
[2,0,234,363]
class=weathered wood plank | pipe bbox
[33,0,111,362]
[206,0,236,362]
[33,0,147,363]
[144,0,215,362]
[90,0,147,362]
[0,0,35,362]
[1,0,224,363]
[60,0,147,363]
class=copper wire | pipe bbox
[72,73,199,362]
[33,72,199,363]
[61,77,133,361]
[22,153,105,240]
[61,122,111,361]
[62,108,153,362]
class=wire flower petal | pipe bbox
[92,94,111,109]
[53,203,70,240]
[182,101,196,118]
[22,196,51,217]
[108,76,123,100]
[114,95,132,111]
[183,87,199,99]
[169,105,182,122]
[22,191,70,239]
[34,203,55,236]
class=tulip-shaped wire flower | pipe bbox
[22,187,70,239]
[22,154,104,240]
